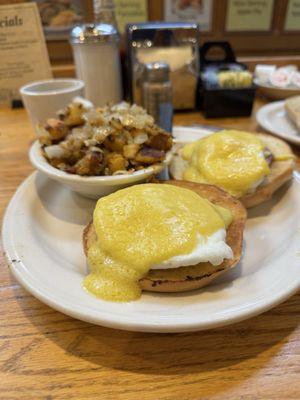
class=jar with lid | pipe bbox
[70,23,122,106]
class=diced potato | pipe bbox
[58,102,86,127]
[130,128,143,137]
[47,158,66,169]
[135,147,165,164]
[84,109,105,127]
[133,133,148,144]
[147,133,172,151]
[45,118,68,141]
[144,124,160,136]
[106,153,128,173]
[103,135,126,152]
[74,151,105,176]
[110,118,123,130]
[37,124,52,145]
[92,126,111,144]
[123,129,133,144]
[123,143,140,159]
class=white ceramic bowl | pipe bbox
[29,141,172,199]
[254,79,300,100]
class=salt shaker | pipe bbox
[70,23,122,106]
[142,62,173,129]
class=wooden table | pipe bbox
[0,98,299,400]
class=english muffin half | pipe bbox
[83,180,247,293]
[170,133,294,208]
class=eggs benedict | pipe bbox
[83,181,246,302]
[170,130,294,208]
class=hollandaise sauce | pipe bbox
[84,184,232,302]
[182,130,270,198]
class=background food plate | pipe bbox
[2,127,300,333]
[254,78,300,100]
[256,100,300,145]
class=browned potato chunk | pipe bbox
[110,118,122,130]
[86,110,105,127]
[147,133,172,151]
[47,157,66,169]
[58,103,85,127]
[73,151,105,176]
[123,143,140,159]
[37,125,52,145]
[106,153,128,173]
[45,118,68,141]
[135,147,165,164]
[103,135,126,152]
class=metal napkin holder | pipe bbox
[126,22,200,110]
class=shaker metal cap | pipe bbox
[70,23,118,44]
[145,62,170,82]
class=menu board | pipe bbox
[285,0,300,31]
[0,3,52,107]
[114,0,148,33]
[226,0,274,31]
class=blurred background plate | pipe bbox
[254,79,300,100]
[256,100,300,146]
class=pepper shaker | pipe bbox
[142,62,173,181]
[142,62,173,130]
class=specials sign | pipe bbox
[0,3,52,107]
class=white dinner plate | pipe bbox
[2,127,300,333]
[256,100,300,145]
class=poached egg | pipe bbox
[181,130,270,198]
[84,184,233,302]
[152,229,232,270]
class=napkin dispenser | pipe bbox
[197,41,256,118]
[126,22,200,110]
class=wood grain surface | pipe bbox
[0,99,299,400]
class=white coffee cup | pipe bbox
[20,79,85,128]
